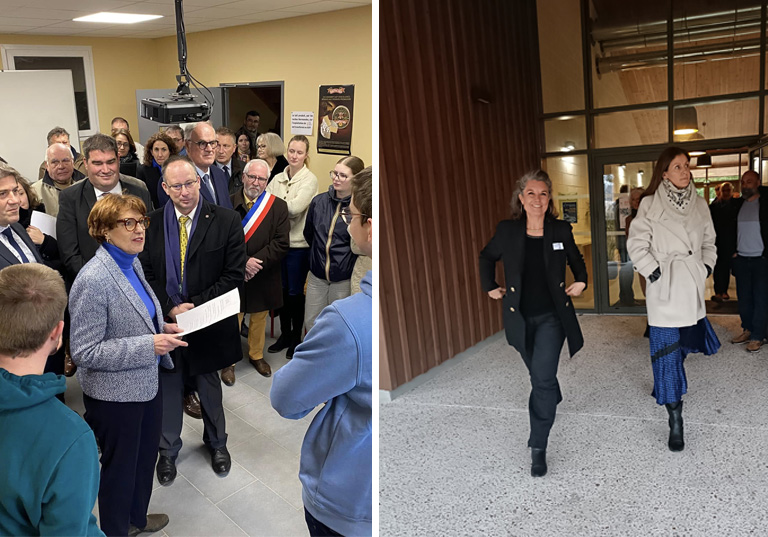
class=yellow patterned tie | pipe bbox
[179,215,190,282]
[246,199,254,210]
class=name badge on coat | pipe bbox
[553,242,564,250]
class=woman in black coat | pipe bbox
[113,128,140,178]
[479,169,587,478]
[136,131,178,209]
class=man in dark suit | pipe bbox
[185,122,232,209]
[214,127,244,195]
[232,159,289,378]
[56,133,152,285]
[140,156,246,485]
[0,165,44,269]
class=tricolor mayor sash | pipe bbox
[242,191,276,242]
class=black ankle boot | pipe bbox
[530,448,547,477]
[665,401,684,452]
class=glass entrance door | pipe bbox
[600,158,654,312]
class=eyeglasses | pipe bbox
[257,144,267,149]
[330,171,350,180]
[192,140,219,149]
[116,142,130,148]
[169,136,183,143]
[165,179,199,192]
[340,207,367,224]
[116,217,150,231]
[244,172,268,183]
[49,158,73,166]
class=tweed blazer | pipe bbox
[69,246,173,403]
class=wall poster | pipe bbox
[317,84,354,155]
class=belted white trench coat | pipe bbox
[627,189,717,328]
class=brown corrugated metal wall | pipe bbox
[380,0,543,390]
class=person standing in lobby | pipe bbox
[627,147,720,452]
[69,194,186,536]
[729,170,768,352]
[479,169,587,477]
[709,181,738,302]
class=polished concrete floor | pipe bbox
[380,314,768,536]
[65,323,316,537]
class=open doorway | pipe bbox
[221,82,284,138]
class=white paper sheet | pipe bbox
[175,288,240,336]
[30,211,57,239]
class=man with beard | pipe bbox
[730,170,768,352]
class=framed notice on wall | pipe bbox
[561,201,578,224]
[317,84,354,155]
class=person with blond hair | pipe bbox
[0,264,104,537]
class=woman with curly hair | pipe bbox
[136,131,178,208]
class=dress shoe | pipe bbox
[732,329,751,344]
[63,352,77,377]
[665,401,684,452]
[128,513,170,536]
[530,448,547,477]
[220,365,236,386]
[286,343,297,359]
[250,358,272,377]
[746,339,763,353]
[183,392,202,419]
[210,446,231,476]
[267,334,290,353]
[711,294,723,303]
[156,456,177,486]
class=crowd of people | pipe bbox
[480,146,768,477]
[0,111,373,537]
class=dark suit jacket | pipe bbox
[198,165,233,210]
[479,217,588,358]
[0,223,44,269]
[136,164,162,209]
[217,158,244,196]
[232,190,290,312]
[56,175,152,284]
[139,200,246,376]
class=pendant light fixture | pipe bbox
[674,107,699,135]
[696,153,712,168]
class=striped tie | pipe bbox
[179,215,190,282]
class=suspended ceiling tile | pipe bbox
[279,1,369,13]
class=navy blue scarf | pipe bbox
[163,197,203,306]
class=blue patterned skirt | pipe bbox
[649,318,720,405]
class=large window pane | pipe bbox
[538,0,584,113]
[673,97,759,144]
[543,115,587,153]
[674,1,761,100]
[544,155,593,309]
[594,108,668,148]
[590,1,669,108]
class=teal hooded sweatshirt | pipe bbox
[0,369,104,536]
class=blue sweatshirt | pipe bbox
[270,271,372,536]
[0,369,104,536]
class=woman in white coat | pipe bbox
[627,147,720,452]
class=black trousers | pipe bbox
[304,508,343,537]
[712,249,734,295]
[521,311,566,449]
[83,387,162,537]
[159,362,227,458]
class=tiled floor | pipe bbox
[380,314,768,536]
[65,323,315,537]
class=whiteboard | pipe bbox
[0,70,80,183]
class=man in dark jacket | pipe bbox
[32,142,85,218]
[214,127,244,195]
[709,181,738,301]
[140,156,245,485]
[232,159,289,378]
[730,171,768,352]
